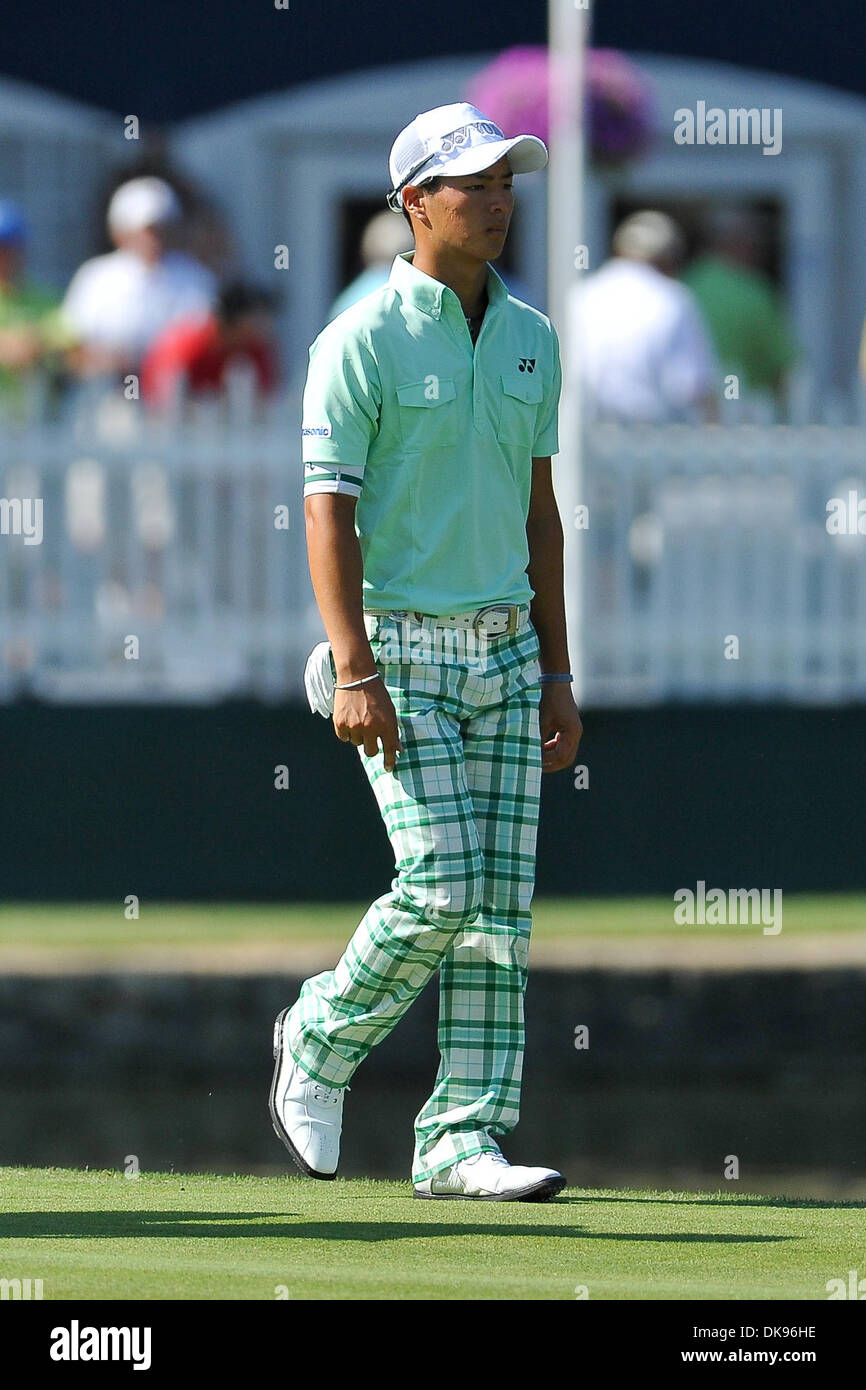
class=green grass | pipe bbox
[0,895,863,953]
[0,1167,861,1300]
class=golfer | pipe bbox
[271,102,583,1201]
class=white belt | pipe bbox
[364,603,525,637]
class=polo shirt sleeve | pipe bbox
[302,323,382,499]
[532,322,562,458]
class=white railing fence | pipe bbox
[578,423,866,703]
[1,390,865,704]
[0,385,320,702]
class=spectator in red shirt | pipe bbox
[141,281,279,408]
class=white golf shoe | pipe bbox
[414,1150,567,1202]
[269,1007,347,1179]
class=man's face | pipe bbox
[113,224,170,264]
[412,155,514,260]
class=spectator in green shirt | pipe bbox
[684,206,798,403]
[0,200,72,414]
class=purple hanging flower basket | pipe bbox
[466,45,656,167]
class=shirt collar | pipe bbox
[388,250,508,321]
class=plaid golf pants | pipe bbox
[284,605,543,1184]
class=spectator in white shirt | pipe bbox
[567,210,719,423]
[62,176,216,380]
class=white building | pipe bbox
[0,75,118,292]
[2,52,864,397]
[2,56,866,704]
[171,53,866,400]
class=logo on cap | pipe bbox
[439,121,502,154]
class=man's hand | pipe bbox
[539,684,582,773]
[333,678,404,772]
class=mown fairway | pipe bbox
[0,894,863,956]
[0,1167,860,1300]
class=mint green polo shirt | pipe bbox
[302,250,561,614]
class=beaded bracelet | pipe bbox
[335,672,383,690]
[538,673,573,683]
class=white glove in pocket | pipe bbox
[304,641,336,718]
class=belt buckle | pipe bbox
[474,604,517,636]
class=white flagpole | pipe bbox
[548,0,590,702]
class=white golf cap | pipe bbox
[387,102,548,212]
[107,177,181,235]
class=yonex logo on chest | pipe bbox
[518,358,536,373]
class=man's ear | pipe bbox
[403,181,435,230]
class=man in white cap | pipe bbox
[567,209,719,423]
[271,103,582,1201]
[62,176,215,379]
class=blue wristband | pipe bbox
[538,673,573,683]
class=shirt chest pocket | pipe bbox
[395,377,458,453]
[497,371,544,450]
